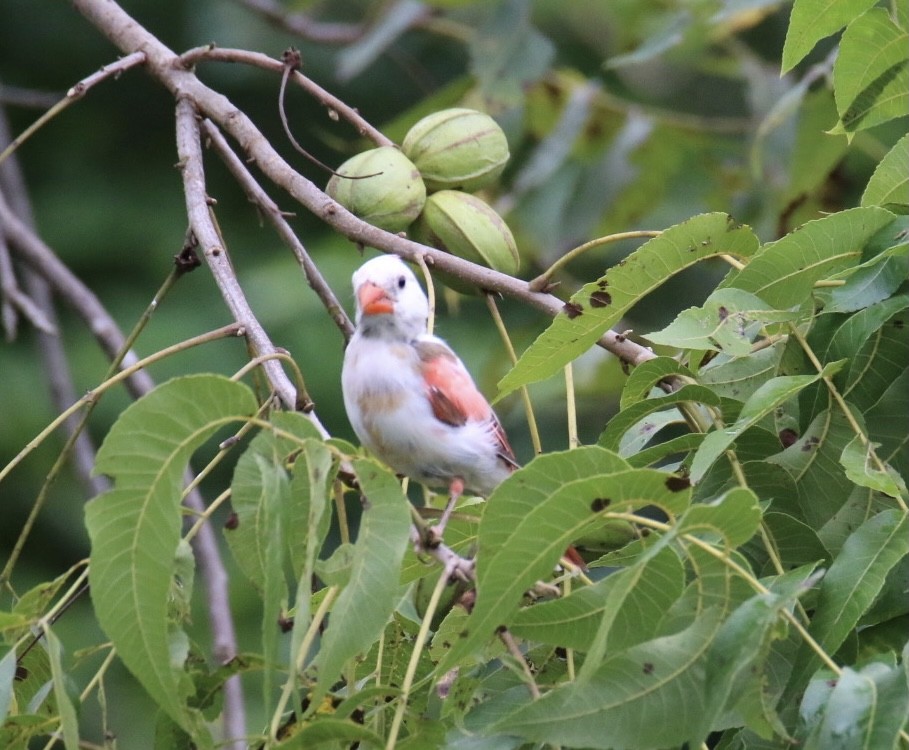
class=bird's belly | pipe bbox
[342,341,509,496]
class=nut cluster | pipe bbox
[326,108,518,290]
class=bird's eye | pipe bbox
[397,275,406,289]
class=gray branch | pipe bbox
[70,0,657,369]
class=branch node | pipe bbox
[281,47,303,70]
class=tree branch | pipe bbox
[0,190,157,400]
[69,0,656,369]
[175,98,332,425]
[201,118,354,340]
[0,106,104,495]
[180,45,393,146]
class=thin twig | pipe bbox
[277,50,361,176]
[499,628,541,699]
[0,190,156,399]
[200,118,354,340]
[0,52,146,166]
[386,558,455,749]
[0,109,105,495]
[484,293,542,455]
[180,45,393,146]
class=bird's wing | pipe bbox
[415,338,518,469]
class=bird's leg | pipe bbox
[431,477,464,541]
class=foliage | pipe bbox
[1,0,907,749]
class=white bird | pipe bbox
[341,254,517,522]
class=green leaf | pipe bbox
[5,565,79,641]
[646,289,803,356]
[802,659,909,749]
[436,447,692,674]
[274,717,385,748]
[762,511,831,570]
[784,88,849,204]
[619,356,695,410]
[699,342,784,402]
[287,440,334,681]
[498,213,759,397]
[678,487,763,548]
[309,458,411,707]
[781,0,878,74]
[509,546,685,653]
[785,509,909,702]
[818,241,909,313]
[0,648,16,725]
[626,433,704,468]
[865,367,909,479]
[336,0,427,82]
[830,8,909,139]
[44,627,79,750]
[691,374,823,483]
[577,541,683,679]
[599,383,720,452]
[469,0,554,108]
[694,564,821,744]
[226,412,319,593]
[493,609,723,749]
[86,375,256,739]
[840,435,907,498]
[604,10,690,69]
[286,456,333,576]
[842,299,909,413]
[862,132,909,208]
[258,455,288,720]
[719,207,895,309]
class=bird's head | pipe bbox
[351,255,429,339]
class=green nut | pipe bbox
[402,108,509,192]
[326,146,426,233]
[413,191,519,289]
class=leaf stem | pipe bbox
[499,628,540,699]
[0,323,242,495]
[270,585,339,741]
[0,52,147,167]
[719,254,746,271]
[232,352,313,412]
[0,265,189,584]
[485,294,542,455]
[335,480,352,546]
[565,363,579,449]
[789,324,908,511]
[529,230,662,291]
[415,254,436,337]
[180,397,274,518]
[183,488,232,545]
[386,561,453,749]
[605,511,844,677]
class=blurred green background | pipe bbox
[1,0,895,743]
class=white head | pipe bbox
[351,255,429,340]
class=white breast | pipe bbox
[341,334,510,495]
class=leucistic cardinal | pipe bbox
[341,255,516,525]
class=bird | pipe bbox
[341,254,587,569]
[341,254,517,530]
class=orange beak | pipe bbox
[357,281,394,316]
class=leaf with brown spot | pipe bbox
[589,290,611,308]
[498,213,759,399]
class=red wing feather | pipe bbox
[416,340,518,469]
